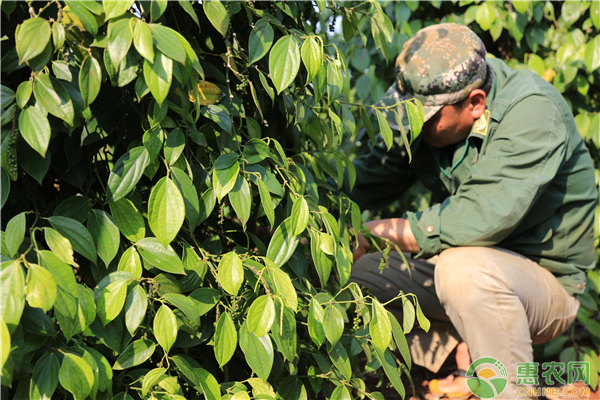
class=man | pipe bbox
[345,23,597,399]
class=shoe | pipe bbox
[426,370,473,400]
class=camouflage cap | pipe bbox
[378,23,487,130]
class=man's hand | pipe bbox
[352,218,421,262]
[352,232,371,261]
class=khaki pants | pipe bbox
[351,247,579,399]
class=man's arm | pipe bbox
[353,218,420,261]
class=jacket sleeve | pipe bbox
[405,95,568,259]
[343,134,416,210]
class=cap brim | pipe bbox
[376,84,441,131]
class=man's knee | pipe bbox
[434,247,498,306]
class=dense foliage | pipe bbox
[0,1,428,400]
[0,1,598,400]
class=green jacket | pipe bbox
[345,58,597,296]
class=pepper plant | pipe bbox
[0,1,428,400]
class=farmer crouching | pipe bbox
[344,23,597,399]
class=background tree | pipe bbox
[0,1,598,400]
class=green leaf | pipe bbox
[402,297,415,334]
[272,306,297,362]
[18,106,51,158]
[218,251,243,296]
[0,261,25,334]
[406,99,424,141]
[162,292,200,331]
[59,352,94,400]
[376,109,394,151]
[189,287,220,317]
[144,51,173,107]
[97,279,129,326]
[107,18,132,67]
[171,167,200,229]
[48,216,97,264]
[267,267,297,312]
[76,286,95,334]
[201,104,232,132]
[214,311,237,367]
[301,35,322,84]
[44,228,76,266]
[117,246,143,278]
[204,0,229,36]
[512,1,531,14]
[149,23,187,65]
[248,295,275,337]
[213,159,239,201]
[239,321,273,380]
[107,147,150,203]
[148,177,185,247]
[113,338,156,370]
[65,0,98,35]
[136,237,185,274]
[374,347,405,398]
[0,86,14,108]
[276,377,307,400]
[124,285,146,336]
[269,36,301,94]
[104,1,133,19]
[25,263,57,313]
[164,128,185,165]
[248,18,274,65]
[154,304,178,354]
[33,74,75,126]
[370,298,392,351]
[30,353,60,400]
[87,209,120,266]
[38,250,78,322]
[360,107,377,146]
[326,60,343,104]
[228,175,252,228]
[52,21,65,51]
[389,311,411,370]
[257,179,275,228]
[308,298,326,349]
[150,0,167,22]
[214,152,239,170]
[476,2,496,31]
[310,230,333,287]
[266,218,300,267]
[5,212,25,258]
[1,170,8,209]
[79,56,101,108]
[142,368,166,397]
[197,368,222,400]
[16,18,51,63]
[323,304,344,347]
[592,1,600,30]
[16,81,32,109]
[584,35,600,72]
[109,198,145,242]
[290,197,309,236]
[328,341,352,380]
[0,318,8,372]
[415,300,430,332]
[133,20,154,62]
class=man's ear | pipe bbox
[468,89,487,119]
